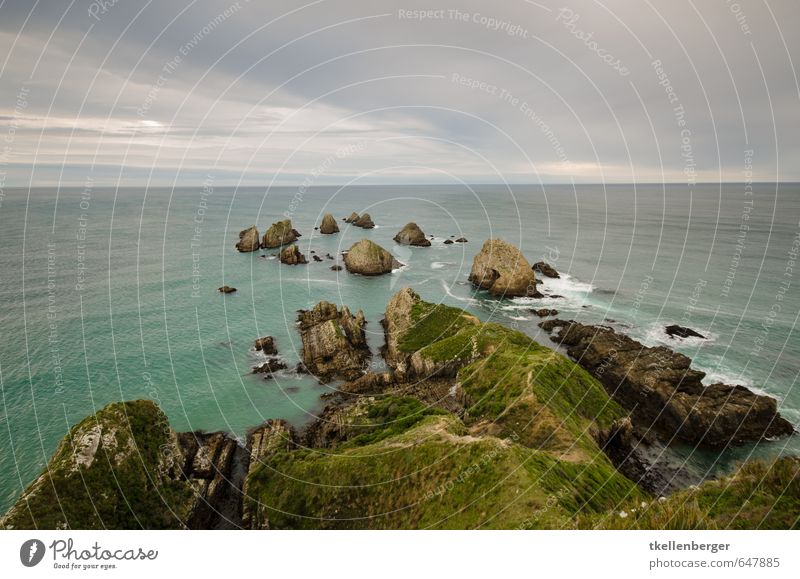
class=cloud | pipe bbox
[0,0,798,185]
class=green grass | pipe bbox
[397,301,477,352]
[584,457,800,530]
[1,400,193,530]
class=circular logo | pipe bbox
[20,539,45,567]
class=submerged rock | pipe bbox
[531,308,558,317]
[218,285,237,293]
[252,358,288,376]
[330,264,343,271]
[443,239,454,245]
[343,239,400,275]
[540,319,795,447]
[468,238,538,298]
[393,222,431,246]
[261,219,300,249]
[665,324,706,339]
[454,237,468,243]
[296,301,370,382]
[235,226,260,252]
[533,261,560,278]
[279,244,307,265]
[319,213,339,234]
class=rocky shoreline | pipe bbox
[3,226,797,530]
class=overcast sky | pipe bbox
[0,0,798,186]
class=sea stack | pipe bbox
[353,213,375,229]
[344,212,359,223]
[344,239,400,275]
[533,261,560,279]
[319,213,339,234]
[279,244,307,265]
[393,222,431,247]
[236,226,260,252]
[261,219,300,249]
[468,239,538,297]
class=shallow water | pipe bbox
[0,183,798,513]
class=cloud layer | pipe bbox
[1,0,798,186]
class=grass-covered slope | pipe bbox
[584,457,800,530]
[243,289,644,528]
[1,400,194,529]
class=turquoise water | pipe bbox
[0,183,798,513]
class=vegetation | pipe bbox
[1,400,193,530]
[585,457,800,530]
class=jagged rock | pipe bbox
[665,324,706,339]
[296,301,370,382]
[279,244,307,265]
[343,239,400,275]
[444,239,454,245]
[382,287,480,380]
[218,286,237,293]
[344,212,359,223]
[540,319,795,447]
[531,308,558,317]
[353,213,375,229]
[242,420,297,529]
[235,226,260,252]
[455,237,468,243]
[326,253,334,260]
[0,400,244,530]
[319,213,339,234]
[312,255,323,262]
[261,219,300,249]
[468,238,538,298]
[533,261,560,278]
[393,222,431,246]
[254,336,276,354]
[252,358,288,376]
[330,265,343,271]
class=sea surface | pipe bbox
[0,183,798,514]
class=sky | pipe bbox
[0,0,798,186]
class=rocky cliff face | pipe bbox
[469,238,538,297]
[343,239,400,275]
[540,319,795,447]
[236,226,260,252]
[319,213,340,234]
[261,219,300,249]
[0,400,244,530]
[393,222,431,246]
[296,301,370,382]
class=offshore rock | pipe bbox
[319,213,340,234]
[353,213,375,228]
[261,219,300,249]
[279,244,307,265]
[393,222,431,246]
[236,226,260,252]
[533,261,560,278]
[343,239,400,275]
[468,238,538,298]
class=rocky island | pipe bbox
[343,239,401,275]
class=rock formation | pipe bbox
[531,308,558,317]
[665,324,705,339]
[236,226,260,252]
[296,301,370,382]
[343,239,400,275]
[261,219,300,249]
[353,213,375,228]
[254,336,276,354]
[533,261,560,278]
[539,319,795,447]
[468,238,538,298]
[279,244,307,265]
[344,212,359,223]
[319,213,339,234]
[218,286,237,293]
[393,222,431,246]
[444,239,454,245]
[330,264,343,271]
[455,237,468,243]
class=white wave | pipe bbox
[641,322,716,348]
[441,279,479,304]
[507,315,530,321]
[538,273,594,294]
[430,261,451,270]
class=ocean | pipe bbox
[0,183,798,514]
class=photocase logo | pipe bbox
[20,539,46,567]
